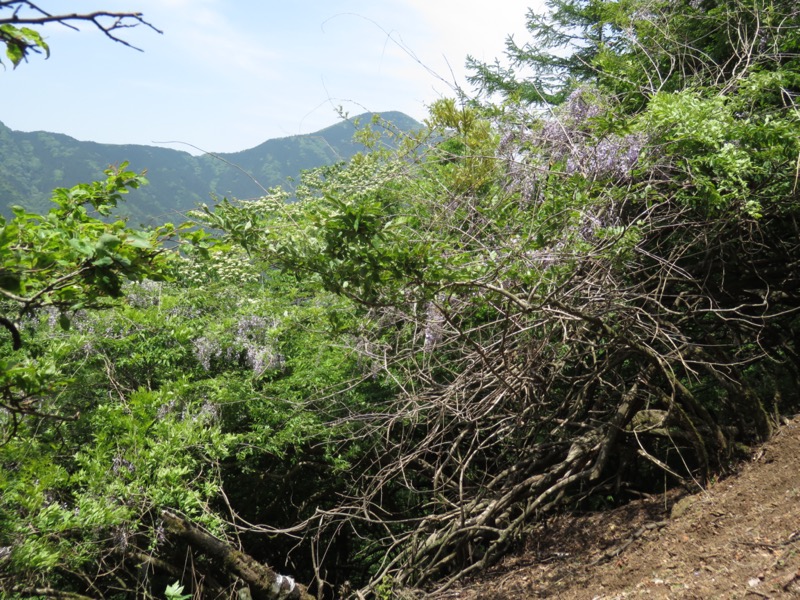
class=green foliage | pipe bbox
[0,250,393,594]
[0,23,48,68]
[0,162,172,314]
[0,164,181,435]
[164,581,192,600]
[470,0,800,105]
[193,156,420,304]
[374,575,396,600]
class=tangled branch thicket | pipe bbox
[318,138,799,594]
[239,1,800,589]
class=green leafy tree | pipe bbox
[0,164,178,432]
[0,5,321,597]
[469,0,800,105]
[0,267,363,598]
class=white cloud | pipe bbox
[126,0,282,81]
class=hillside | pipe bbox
[0,111,420,224]
[438,415,800,599]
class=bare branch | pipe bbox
[0,1,162,54]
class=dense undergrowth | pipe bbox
[2,0,800,598]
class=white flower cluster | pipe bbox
[176,247,261,287]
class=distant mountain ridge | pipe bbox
[0,111,421,224]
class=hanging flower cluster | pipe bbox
[499,87,646,204]
[192,314,284,377]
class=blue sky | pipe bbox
[1,1,540,154]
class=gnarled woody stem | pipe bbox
[160,511,314,600]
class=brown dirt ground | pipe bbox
[433,414,800,599]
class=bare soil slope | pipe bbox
[436,415,800,599]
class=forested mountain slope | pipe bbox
[0,111,420,223]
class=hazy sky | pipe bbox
[1,1,541,154]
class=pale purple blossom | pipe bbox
[192,315,284,376]
[423,302,445,353]
[155,523,166,545]
[157,398,178,419]
[193,337,219,371]
[112,455,136,475]
[126,279,163,308]
[500,87,647,203]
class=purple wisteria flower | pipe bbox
[423,302,445,353]
[193,337,219,371]
[112,455,136,475]
[125,279,163,308]
[499,87,647,203]
[192,314,284,376]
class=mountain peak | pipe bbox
[0,112,422,223]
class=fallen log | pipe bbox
[161,511,314,600]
